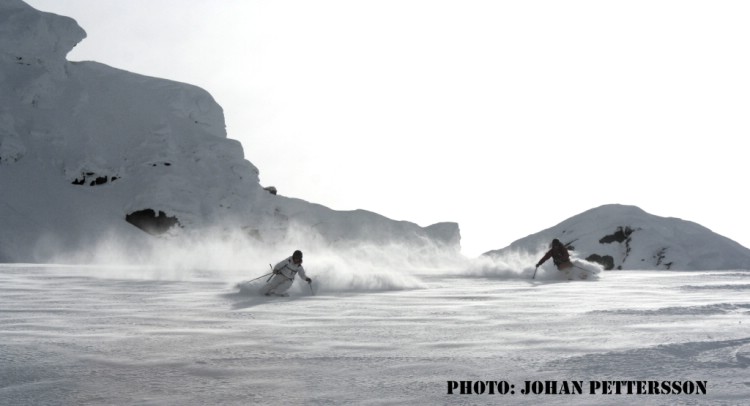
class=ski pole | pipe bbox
[573,264,595,273]
[532,265,539,279]
[267,264,275,282]
[247,272,272,283]
[308,280,314,296]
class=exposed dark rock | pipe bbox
[90,176,107,186]
[71,172,118,186]
[653,248,673,269]
[125,209,180,235]
[586,254,615,270]
[599,226,635,244]
[264,186,277,195]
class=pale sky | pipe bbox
[25,0,750,257]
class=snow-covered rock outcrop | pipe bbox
[0,0,459,263]
[484,204,750,271]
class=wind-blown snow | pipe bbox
[0,0,460,265]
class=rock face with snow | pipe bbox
[0,0,460,263]
[484,204,750,271]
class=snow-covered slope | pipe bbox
[484,204,750,271]
[0,0,459,263]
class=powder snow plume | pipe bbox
[48,223,468,293]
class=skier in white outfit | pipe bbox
[260,250,311,296]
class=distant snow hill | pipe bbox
[0,0,459,263]
[484,204,750,271]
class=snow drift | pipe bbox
[484,204,750,271]
[0,0,460,264]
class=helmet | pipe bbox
[292,250,303,262]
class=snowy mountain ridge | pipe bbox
[0,0,459,263]
[484,204,750,271]
[3,1,749,271]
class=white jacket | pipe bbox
[273,256,307,281]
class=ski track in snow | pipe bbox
[1,266,750,405]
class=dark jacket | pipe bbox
[537,241,571,268]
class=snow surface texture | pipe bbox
[0,0,459,264]
[2,264,750,405]
[485,204,750,271]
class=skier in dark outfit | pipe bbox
[536,239,573,270]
